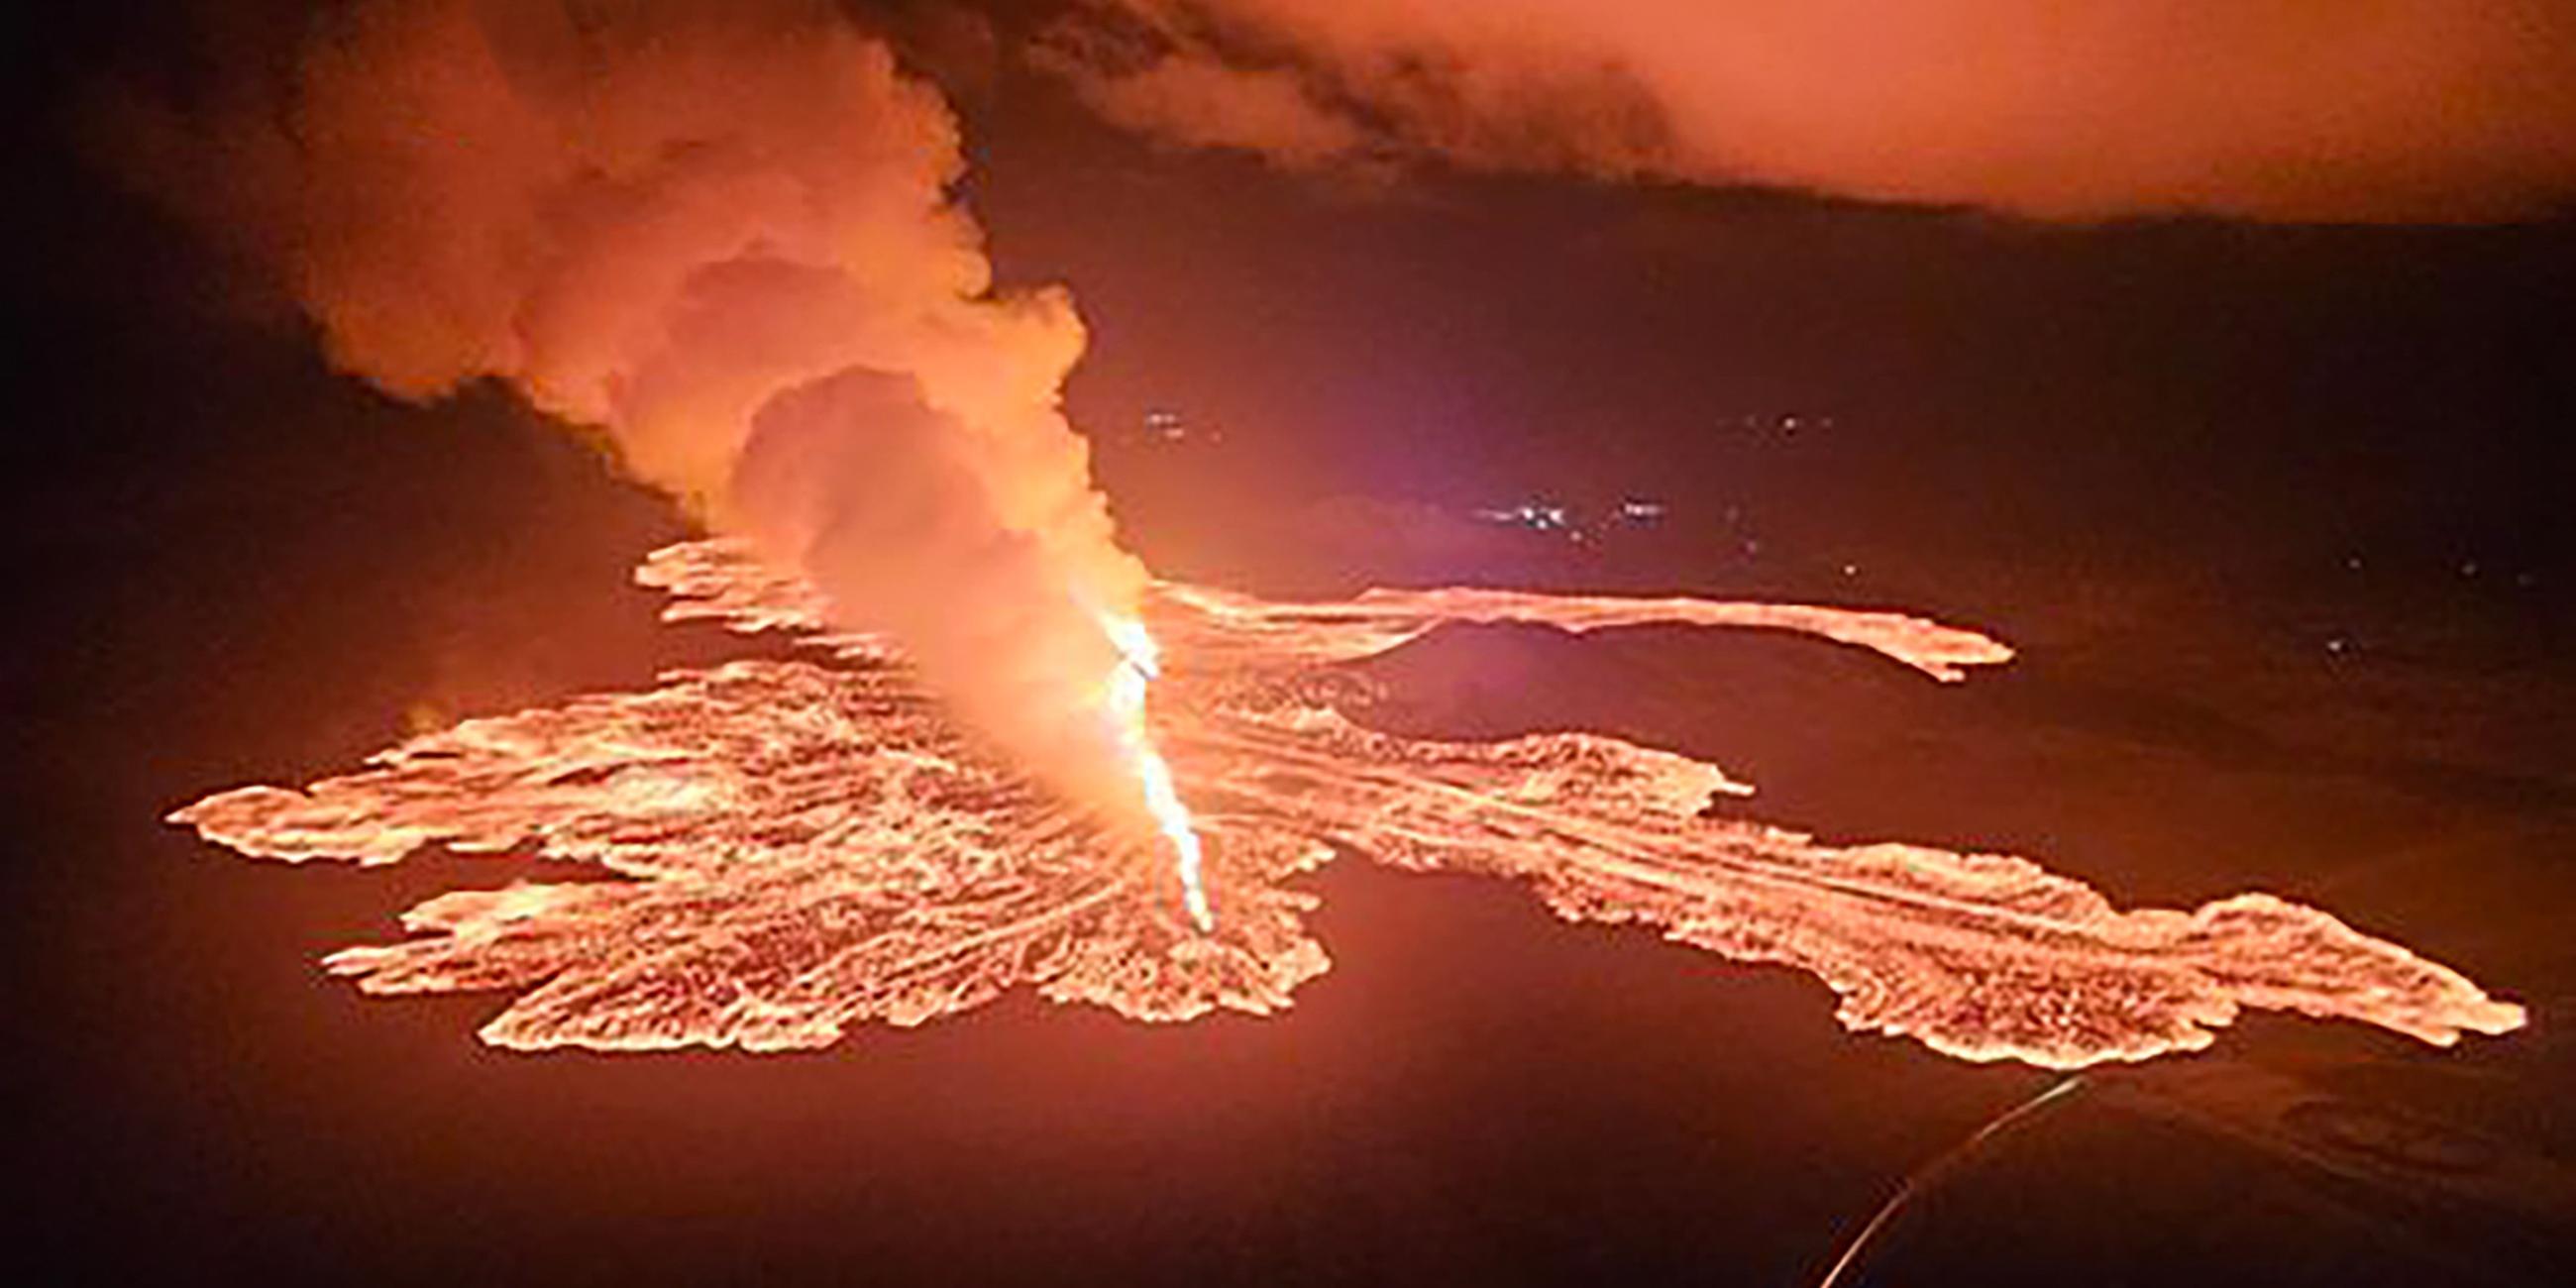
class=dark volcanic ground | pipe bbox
[9,324,2571,1286]
[11,47,2575,1285]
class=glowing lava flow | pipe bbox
[168,539,2527,1063]
[1098,608,1215,932]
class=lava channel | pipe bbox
[169,539,2527,1064]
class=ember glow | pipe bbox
[170,539,2526,1066]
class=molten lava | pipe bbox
[169,540,2527,1065]
[1096,607,1214,931]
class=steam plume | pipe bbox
[111,1,1160,820]
[1044,0,2576,222]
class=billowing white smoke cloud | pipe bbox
[113,0,1155,820]
[729,370,1150,807]
[1043,0,2576,222]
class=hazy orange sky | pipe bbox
[1044,0,2576,222]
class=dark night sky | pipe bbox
[9,4,2574,1284]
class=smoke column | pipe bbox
[111,1,1170,829]
[1044,0,2576,222]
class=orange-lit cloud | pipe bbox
[1044,0,2576,221]
[106,0,1163,823]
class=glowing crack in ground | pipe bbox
[171,540,2526,1065]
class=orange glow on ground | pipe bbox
[170,539,2526,1063]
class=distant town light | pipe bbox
[1465,494,1673,540]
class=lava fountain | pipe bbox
[1097,605,1214,931]
[170,539,2527,1065]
